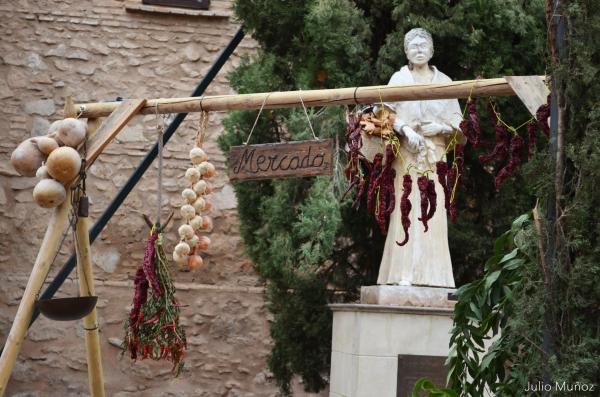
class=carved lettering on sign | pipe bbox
[229,139,333,181]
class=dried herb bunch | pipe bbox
[123,227,187,375]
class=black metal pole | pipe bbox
[27,28,245,327]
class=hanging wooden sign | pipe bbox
[229,139,333,181]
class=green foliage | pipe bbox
[412,378,459,397]
[417,1,600,395]
[543,0,600,390]
[223,0,547,394]
[448,214,543,395]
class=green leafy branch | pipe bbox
[447,213,543,395]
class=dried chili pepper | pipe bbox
[366,153,383,214]
[436,161,450,210]
[495,134,524,188]
[382,169,396,217]
[396,174,412,246]
[535,94,551,138]
[380,145,396,217]
[479,102,510,163]
[460,98,482,147]
[417,175,430,232]
[142,232,162,296]
[527,120,537,160]
[130,266,149,329]
[447,167,458,224]
[343,112,371,207]
[351,178,366,209]
[459,119,474,144]
[467,98,482,147]
[450,200,458,224]
[454,144,465,187]
[426,179,437,220]
[373,145,396,235]
[343,116,359,183]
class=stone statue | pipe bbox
[361,28,463,288]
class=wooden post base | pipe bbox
[0,192,72,395]
[75,216,105,397]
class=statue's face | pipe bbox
[406,36,433,66]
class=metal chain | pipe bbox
[71,131,94,297]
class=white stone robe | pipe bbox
[362,65,463,287]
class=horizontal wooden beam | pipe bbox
[73,76,546,118]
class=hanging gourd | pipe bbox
[10,115,88,209]
[10,138,46,177]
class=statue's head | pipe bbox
[404,28,434,67]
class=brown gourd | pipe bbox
[46,146,81,183]
[57,118,87,148]
[33,178,67,208]
[47,120,65,145]
[35,136,59,155]
[10,138,46,177]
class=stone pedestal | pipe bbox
[329,286,455,397]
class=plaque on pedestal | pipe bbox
[396,355,447,397]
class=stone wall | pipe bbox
[0,1,326,396]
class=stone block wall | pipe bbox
[0,1,327,395]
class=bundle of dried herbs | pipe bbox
[123,227,187,375]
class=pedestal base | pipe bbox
[329,286,455,397]
[361,285,456,308]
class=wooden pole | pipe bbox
[0,191,72,395]
[74,76,546,118]
[74,215,105,397]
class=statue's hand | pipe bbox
[393,118,424,150]
[402,126,424,151]
[420,121,449,136]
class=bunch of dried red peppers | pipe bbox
[122,226,187,375]
[343,95,551,246]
